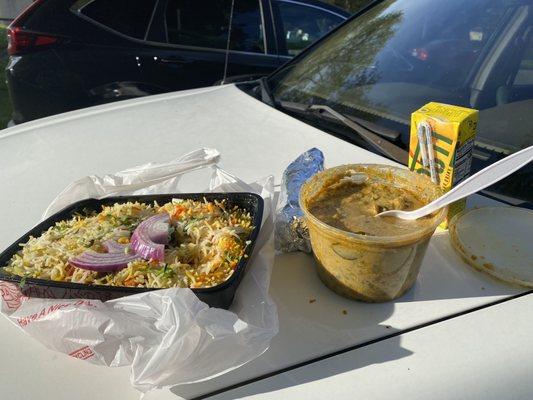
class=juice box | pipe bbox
[408,102,478,228]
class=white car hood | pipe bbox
[0,84,391,242]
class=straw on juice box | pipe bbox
[423,122,440,184]
[417,122,430,168]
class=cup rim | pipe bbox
[300,164,448,244]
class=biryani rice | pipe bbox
[4,199,254,289]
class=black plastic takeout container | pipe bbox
[0,193,264,309]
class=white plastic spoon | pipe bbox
[376,145,533,220]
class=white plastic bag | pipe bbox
[0,148,278,393]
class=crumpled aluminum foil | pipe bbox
[275,148,324,253]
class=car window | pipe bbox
[81,0,157,39]
[269,0,533,202]
[513,32,533,85]
[275,0,344,56]
[165,0,265,53]
[230,1,265,53]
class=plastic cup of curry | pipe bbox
[300,164,446,302]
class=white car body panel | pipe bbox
[0,84,530,400]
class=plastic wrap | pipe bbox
[0,148,278,394]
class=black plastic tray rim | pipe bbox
[0,192,264,307]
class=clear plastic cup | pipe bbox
[300,164,446,302]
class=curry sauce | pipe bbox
[308,173,427,236]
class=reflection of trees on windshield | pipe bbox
[273,4,403,121]
[269,0,532,203]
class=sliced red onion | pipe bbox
[103,239,129,253]
[130,213,170,261]
[69,250,139,272]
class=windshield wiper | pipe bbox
[278,101,408,164]
[309,105,408,164]
[257,77,276,107]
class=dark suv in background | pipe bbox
[5,0,349,124]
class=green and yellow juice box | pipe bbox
[409,102,478,228]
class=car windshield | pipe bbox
[268,0,533,204]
